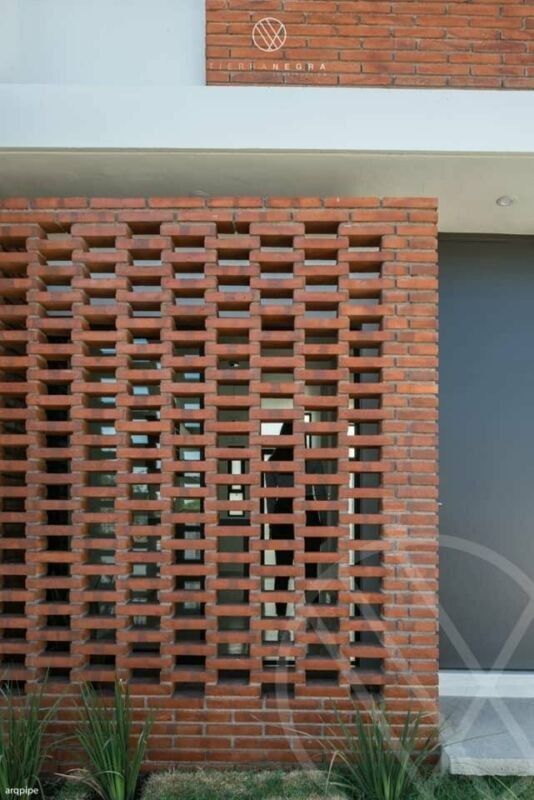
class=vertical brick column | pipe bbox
[27,232,84,688]
[339,218,394,702]
[1,224,45,692]
[287,240,307,704]
[198,229,220,712]
[19,280,44,688]
[380,201,439,728]
[157,231,182,744]
[97,235,129,691]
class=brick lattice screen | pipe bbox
[206,0,534,89]
[0,197,438,768]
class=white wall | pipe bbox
[1,83,533,153]
[0,0,205,86]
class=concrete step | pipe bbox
[441,696,534,776]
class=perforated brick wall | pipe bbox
[206,0,534,89]
[0,197,438,769]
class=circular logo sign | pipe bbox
[252,17,287,52]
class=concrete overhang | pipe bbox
[1,84,533,234]
[1,149,534,235]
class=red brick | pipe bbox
[206,0,534,88]
[0,196,439,769]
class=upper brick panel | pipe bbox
[206,0,534,89]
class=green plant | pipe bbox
[326,702,438,800]
[70,681,153,800]
[0,680,58,798]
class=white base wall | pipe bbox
[440,671,534,698]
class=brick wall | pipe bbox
[0,197,438,769]
[206,0,534,88]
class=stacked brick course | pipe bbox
[206,0,534,88]
[0,197,438,768]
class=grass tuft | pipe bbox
[326,702,439,800]
[66,681,152,800]
[419,774,534,800]
[140,769,346,800]
[44,771,534,800]
[52,779,93,800]
[0,681,59,798]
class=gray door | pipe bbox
[440,236,534,670]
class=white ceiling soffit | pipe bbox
[0,150,533,235]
